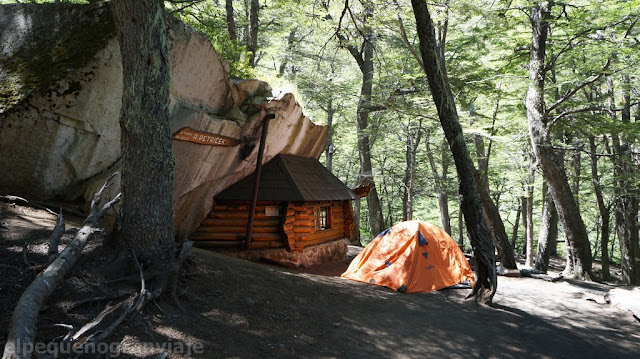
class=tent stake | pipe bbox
[245,112,275,249]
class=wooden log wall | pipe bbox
[286,201,351,251]
[191,201,286,249]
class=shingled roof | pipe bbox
[216,154,357,201]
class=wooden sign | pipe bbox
[265,206,280,217]
[172,127,240,146]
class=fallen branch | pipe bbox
[0,195,57,216]
[47,209,65,264]
[68,299,130,345]
[66,293,130,312]
[2,173,120,359]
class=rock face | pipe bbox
[0,3,328,239]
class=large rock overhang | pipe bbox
[0,3,328,238]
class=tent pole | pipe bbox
[245,111,275,249]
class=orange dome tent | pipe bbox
[341,220,474,293]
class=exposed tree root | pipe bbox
[2,174,120,359]
[69,240,193,352]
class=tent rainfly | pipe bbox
[341,220,474,293]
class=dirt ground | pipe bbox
[1,200,639,359]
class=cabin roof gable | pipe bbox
[216,154,357,201]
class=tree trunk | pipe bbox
[344,3,385,237]
[412,0,497,302]
[112,0,178,291]
[525,2,592,279]
[403,121,423,221]
[524,179,534,268]
[511,199,521,250]
[248,0,259,67]
[325,98,335,173]
[351,197,361,245]
[474,171,518,269]
[279,30,296,75]
[426,135,452,235]
[611,74,639,284]
[225,0,237,41]
[534,181,558,272]
[457,198,464,248]
[471,104,517,269]
[589,136,610,280]
[571,146,581,212]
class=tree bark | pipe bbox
[343,2,385,237]
[520,195,528,256]
[426,135,452,235]
[511,198,521,250]
[112,0,178,292]
[402,121,423,221]
[474,171,518,269]
[248,0,259,67]
[611,74,639,284]
[351,197,362,245]
[535,181,559,272]
[525,1,592,279]
[470,103,517,269]
[589,136,610,280]
[524,177,534,267]
[325,98,335,173]
[225,0,237,41]
[412,0,497,302]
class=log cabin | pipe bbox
[191,154,357,266]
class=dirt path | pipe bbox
[1,202,639,358]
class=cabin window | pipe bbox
[315,206,330,230]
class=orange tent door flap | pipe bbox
[341,220,474,293]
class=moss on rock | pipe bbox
[0,3,116,113]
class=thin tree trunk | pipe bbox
[325,98,335,173]
[225,0,237,41]
[471,103,517,269]
[524,177,534,268]
[403,121,423,221]
[344,3,385,237]
[512,199,521,250]
[412,0,497,302]
[473,171,517,269]
[278,30,296,75]
[525,2,592,278]
[571,146,581,211]
[112,0,178,292]
[589,136,611,280]
[611,74,639,284]
[458,198,464,248]
[351,198,361,245]
[520,195,528,255]
[248,0,259,67]
[535,181,558,272]
[426,134,452,235]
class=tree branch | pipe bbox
[2,174,120,359]
[396,12,425,72]
[545,58,611,115]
